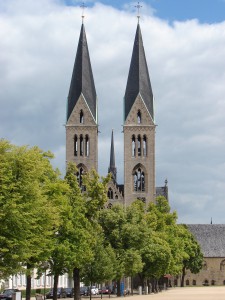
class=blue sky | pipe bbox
[0,0,225,224]
[63,0,225,24]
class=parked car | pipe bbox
[64,288,74,298]
[46,288,67,299]
[91,286,99,295]
[0,289,20,300]
[80,287,88,296]
[99,287,111,294]
[86,286,99,295]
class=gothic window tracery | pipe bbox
[77,167,84,187]
[107,188,113,199]
[133,167,145,192]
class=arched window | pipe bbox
[132,135,136,157]
[220,259,225,271]
[137,110,141,124]
[211,280,215,286]
[74,135,78,156]
[80,135,84,156]
[107,188,113,199]
[80,110,84,123]
[77,167,84,187]
[133,167,145,192]
[203,279,209,286]
[137,135,141,156]
[192,280,196,286]
[85,135,89,156]
[143,135,147,156]
[203,261,207,270]
[186,280,189,286]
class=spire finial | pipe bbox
[135,2,142,23]
[80,2,87,23]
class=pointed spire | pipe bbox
[108,130,117,182]
[67,23,97,122]
[124,23,154,121]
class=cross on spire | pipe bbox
[80,2,87,23]
[135,2,142,23]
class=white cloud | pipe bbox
[1,0,225,224]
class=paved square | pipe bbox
[125,287,225,300]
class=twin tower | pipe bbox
[66,20,166,207]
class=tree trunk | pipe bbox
[26,263,32,300]
[116,279,121,297]
[131,276,133,296]
[73,268,80,300]
[53,274,59,300]
[181,266,185,287]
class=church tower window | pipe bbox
[137,135,141,156]
[133,167,145,192]
[85,135,89,156]
[80,110,84,123]
[77,167,83,187]
[137,110,141,124]
[132,135,136,157]
[80,135,84,156]
[143,135,147,156]
[74,135,78,156]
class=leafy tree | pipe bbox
[0,140,65,300]
[179,225,203,287]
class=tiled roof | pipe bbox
[187,224,225,257]
[124,23,154,121]
[67,24,97,121]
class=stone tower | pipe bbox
[66,23,98,186]
[123,23,156,206]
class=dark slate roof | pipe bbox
[187,224,225,257]
[108,130,117,182]
[67,24,97,121]
[124,23,154,121]
[156,185,169,200]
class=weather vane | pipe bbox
[135,2,142,22]
[80,2,87,23]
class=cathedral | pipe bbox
[65,19,168,206]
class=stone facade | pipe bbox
[124,95,156,206]
[185,257,225,286]
[66,94,98,173]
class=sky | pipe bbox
[1,0,225,224]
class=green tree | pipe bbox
[0,140,65,300]
[179,225,203,287]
